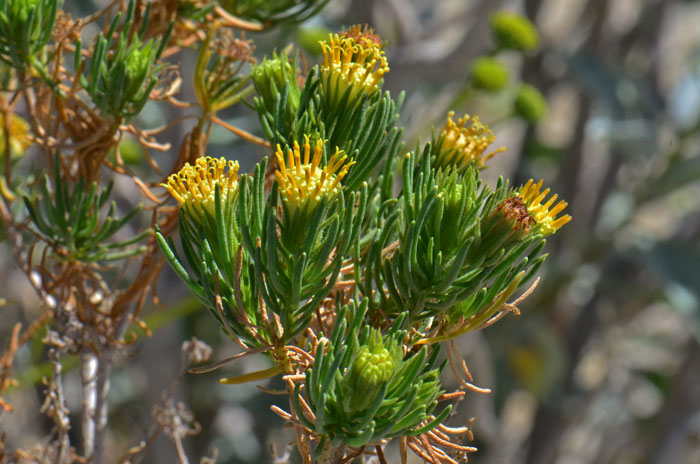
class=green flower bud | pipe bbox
[123,38,156,100]
[296,26,331,56]
[433,170,473,252]
[343,329,398,411]
[514,84,547,123]
[490,11,540,53]
[353,336,395,386]
[469,57,509,92]
[107,137,144,165]
[251,51,301,120]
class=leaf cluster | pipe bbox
[294,301,449,450]
[156,181,267,347]
[0,0,61,71]
[78,0,170,119]
[193,25,253,114]
[376,151,547,324]
[23,155,146,262]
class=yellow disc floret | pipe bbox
[319,25,389,104]
[275,136,354,217]
[162,156,240,225]
[434,111,506,171]
[518,179,572,236]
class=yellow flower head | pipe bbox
[319,25,389,104]
[518,179,571,236]
[493,195,536,237]
[162,156,240,224]
[434,111,506,171]
[0,114,32,158]
[275,136,354,216]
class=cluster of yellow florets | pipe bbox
[162,156,240,224]
[319,25,389,103]
[434,111,506,171]
[0,114,32,158]
[518,179,571,236]
[275,136,353,215]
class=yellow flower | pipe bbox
[492,195,536,238]
[0,114,32,158]
[434,111,506,171]
[319,25,389,105]
[518,179,571,236]
[275,136,354,216]
[162,156,240,225]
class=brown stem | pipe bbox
[214,6,265,31]
[210,114,271,148]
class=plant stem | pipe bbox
[80,351,98,457]
[92,349,113,464]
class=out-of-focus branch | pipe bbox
[80,351,98,457]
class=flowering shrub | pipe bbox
[0,1,566,463]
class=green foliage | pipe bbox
[23,154,146,262]
[323,90,404,192]
[380,154,546,325]
[294,302,449,450]
[238,160,367,342]
[79,0,170,119]
[223,0,331,25]
[159,23,570,459]
[157,188,265,346]
[0,0,61,71]
[193,25,253,113]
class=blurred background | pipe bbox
[3,0,700,462]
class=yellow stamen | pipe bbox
[319,25,389,104]
[434,112,506,170]
[161,156,240,224]
[274,138,355,215]
[518,179,572,236]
